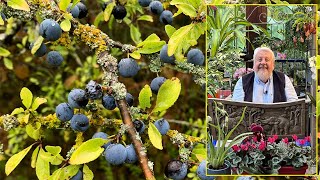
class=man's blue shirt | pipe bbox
[232,73,298,103]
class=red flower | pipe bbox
[292,134,298,141]
[268,137,275,143]
[304,136,310,142]
[232,145,240,152]
[252,136,258,142]
[258,141,266,151]
[272,135,278,141]
[240,144,249,151]
[299,139,306,146]
[282,137,289,144]
[251,124,263,132]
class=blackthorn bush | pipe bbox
[46,51,63,67]
[164,160,188,180]
[138,0,152,7]
[150,76,166,94]
[196,160,214,180]
[76,2,88,19]
[39,19,62,41]
[104,144,127,165]
[187,48,204,66]
[92,132,111,148]
[85,80,103,100]
[133,119,145,134]
[149,1,163,15]
[55,103,74,122]
[125,144,138,164]
[112,5,127,20]
[102,95,116,110]
[68,4,80,18]
[29,42,47,57]
[154,118,170,135]
[70,113,90,132]
[68,89,89,108]
[70,170,83,180]
[160,10,173,25]
[160,44,175,64]
[118,58,140,78]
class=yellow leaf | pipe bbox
[129,51,141,59]
[104,3,115,22]
[148,123,163,150]
[31,37,44,55]
[5,144,34,175]
[60,19,71,32]
[7,0,30,12]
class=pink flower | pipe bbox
[251,143,257,149]
[268,137,275,144]
[282,137,289,144]
[299,139,306,146]
[292,134,298,141]
[252,136,258,142]
[272,135,278,141]
[250,124,263,132]
[304,136,310,142]
[232,145,240,152]
[240,144,249,151]
[258,141,266,151]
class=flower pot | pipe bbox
[278,165,308,175]
[215,89,231,99]
[207,162,231,175]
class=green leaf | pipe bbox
[59,0,72,12]
[139,85,152,110]
[31,97,47,111]
[7,0,30,12]
[176,4,197,17]
[11,107,24,115]
[130,24,142,44]
[137,33,161,47]
[136,41,165,54]
[20,87,33,109]
[19,113,29,124]
[36,148,50,180]
[148,123,163,150]
[83,164,94,180]
[129,51,141,59]
[165,25,176,38]
[26,122,41,140]
[4,58,13,70]
[45,146,61,156]
[104,3,116,22]
[153,78,181,113]
[31,146,40,168]
[60,165,79,179]
[167,24,194,56]
[60,19,71,32]
[69,138,105,165]
[31,36,44,55]
[0,47,11,57]
[137,15,153,22]
[5,144,34,175]
[192,148,206,162]
[0,15,4,26]
[94,12,104,27]
[49,168,63,180]
[64,13,73,20]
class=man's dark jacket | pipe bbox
[242,71,286,102]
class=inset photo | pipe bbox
[206,4,317,175]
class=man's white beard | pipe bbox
[256,68,271,82]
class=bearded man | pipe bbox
[232,47,298,103]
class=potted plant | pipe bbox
[227,124,312,175]
[207,103,253,175]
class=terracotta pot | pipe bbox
[207,162,231,175]
[278,165,308,175]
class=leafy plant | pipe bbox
[227,124,312,174]
[207,102,252,169]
